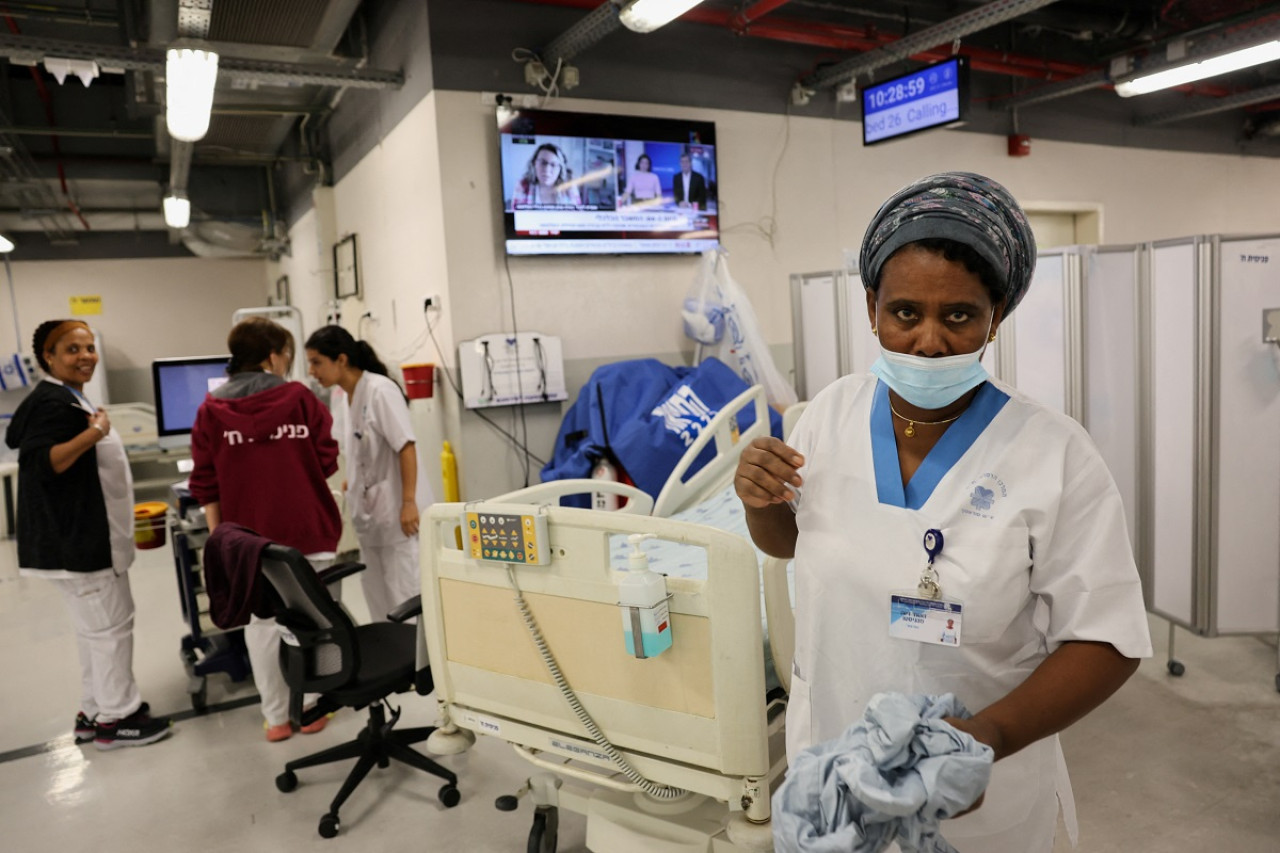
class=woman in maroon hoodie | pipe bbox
[189,317,342,741]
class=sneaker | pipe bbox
[76,702,149,744]
[94,708,172,751]
[74,712,96,744]
[265,722,293,742]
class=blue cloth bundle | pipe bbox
[773,692,994,853]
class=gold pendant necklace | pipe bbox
[889,402,963,438]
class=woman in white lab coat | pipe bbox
[305,326,431,621]
[736,172,1152,852]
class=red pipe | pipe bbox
[2,13,91,230]
[732,0,794,34]
[513,0,1237,93]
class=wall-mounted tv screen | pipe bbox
[862,57,969,146]
[498,108,719,256]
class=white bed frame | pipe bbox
[491,389,804,698]
[421,503,786,852]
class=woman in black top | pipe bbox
[5,320,170,749]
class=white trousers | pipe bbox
[358,536,420,623]
[50,569,142,723]
[246,558,338,727]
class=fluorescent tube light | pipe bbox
[163,194,191,229]
[0,234,14,253]
[1115,40,1280,97]
[165,48,219,141]
[619,0,705,34]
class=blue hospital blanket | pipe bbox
[609,484,795,689]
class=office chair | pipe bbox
[259,544,460,839]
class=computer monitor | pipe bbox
[152,356,230,449]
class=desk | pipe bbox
[124,444,191,492]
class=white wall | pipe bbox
[0,256,270,405]
[277,87,1280,499]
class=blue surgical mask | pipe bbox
[869,312,993,410]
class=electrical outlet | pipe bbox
[424,294,441,312]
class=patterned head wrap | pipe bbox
[859,172,1036,315]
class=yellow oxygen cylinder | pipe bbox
[441,440,460,502]
[441,440,462,548]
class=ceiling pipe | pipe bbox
[0,33,404,88]
[1002,11,1280,110]
[801,0,1063,90]
[541,1,624,68]
[512,0,1093,83]
[731,0,794,34]
[1,13,90,232]
[1136,80,1280,126]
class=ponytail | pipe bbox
[353,340,390,377]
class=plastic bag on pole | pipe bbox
[694,250,799,409]
[681,254,726,344]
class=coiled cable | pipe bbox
[506,565,685,799]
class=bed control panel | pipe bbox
[464,504,551,565]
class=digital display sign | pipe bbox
[861,57,969,146]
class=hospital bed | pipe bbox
[418,388,806,850]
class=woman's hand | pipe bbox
[400,499,420,538]
[939,715,1003,817]
[89,409,111,439]
[734,437,804,509]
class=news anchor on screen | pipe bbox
[673,152,707,210]
[510,142,582,207]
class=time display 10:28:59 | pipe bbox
[865,76,926,109]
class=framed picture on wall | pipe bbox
[333,234,360,299]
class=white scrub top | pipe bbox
[65,379,135,574]
[785,374,1151,852]
[338,372,432,547]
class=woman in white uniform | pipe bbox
[5,320,172,749]
[305,326,431,621]
[736,173,1152,851]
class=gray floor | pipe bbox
[1,532,1277,852]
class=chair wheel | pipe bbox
[439,783,461,808]
[318,813,340,838]
[377,756,390,769]
[276,771,298,793]
[1167,659,1185,677]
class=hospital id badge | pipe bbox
[889,593,964,647]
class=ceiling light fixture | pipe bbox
[618,0,705,34]
[163,194,191,229]
[0,234,14,253]
[165,48,219,141]
[1115,40,1280,97]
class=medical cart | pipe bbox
[170,482,252,711]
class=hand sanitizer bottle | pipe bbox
[619,533,672,659]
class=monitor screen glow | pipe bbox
[498,108,719,256]
[861,57,969,146]
[152,356,230,448]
